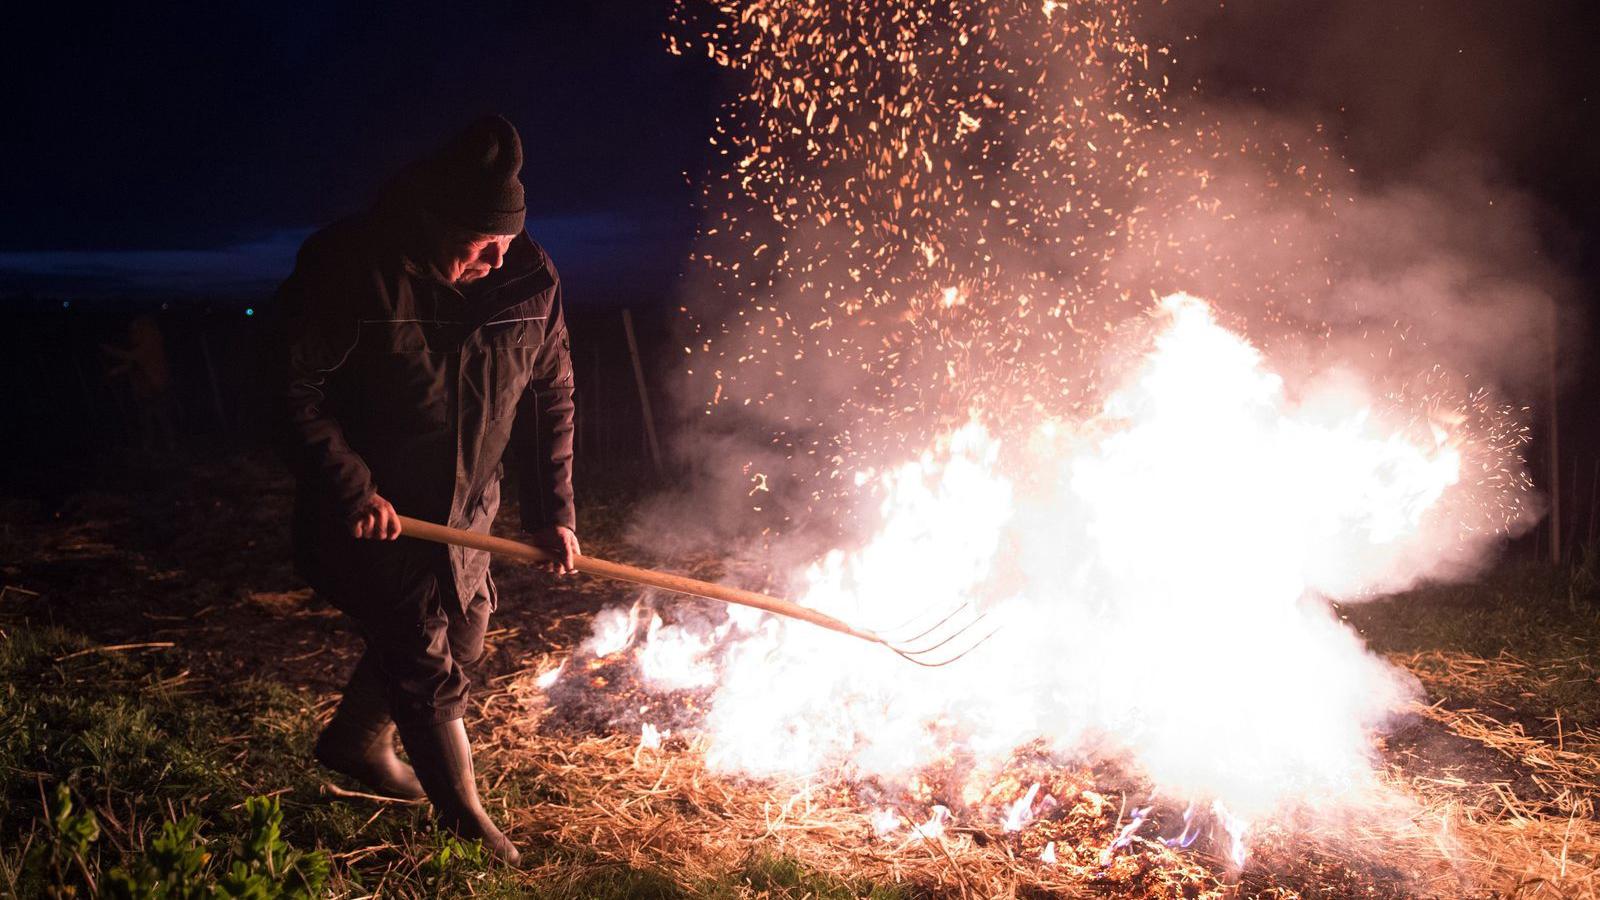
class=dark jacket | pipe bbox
[273,203,574,613]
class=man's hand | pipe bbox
[528,525,580,575]
[349,493,402,540]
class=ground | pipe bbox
[1,453,1596,898]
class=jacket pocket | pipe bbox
[482,321,541,419]
[353,320,450,430]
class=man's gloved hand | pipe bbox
[349,493,402,540]
[528,525,580,575]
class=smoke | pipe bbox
[1145,0,1586,189]
[1112,114,1570,400]
[561,0,1570,853]
[1139,0,1584,395]
[641,0,1560,550]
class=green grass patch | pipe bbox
[693,852,915,900]
[0,617,817,899]
[0,618,498,897]
[1348,558,1600,729]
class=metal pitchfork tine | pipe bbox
[869,601,1001,667]
[396,515,997,667]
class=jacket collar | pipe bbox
[389,230,554,334]
[458,233,554,329]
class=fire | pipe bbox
[615,0,1544,872]
[869,807,901,837]
[568,293,1491,860]
[1002,783,1042,833]
[911,805,952,841]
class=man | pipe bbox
[272,115,577,864]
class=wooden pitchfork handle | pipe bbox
[395,515,883,645]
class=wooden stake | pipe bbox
[1587,458,1598,553]
[1567,456,1582,563]
[621,308,664,474]
[199,332,230,431]
[1548,298,1562,565]
[69,348,108,437]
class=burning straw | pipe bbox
[467,643,1598,898]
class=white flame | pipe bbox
[639,722,664,751]
[535,662,565,690]
[870,808,901,837]
[1002,783,1042,833]
[592,294,1512,857]
[1103,804,1154,866]
[581,603,642,658]
[1213,800,1250,868]
[912,805,952,841]
[636,613,722,690]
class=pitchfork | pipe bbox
[397,515,996,667]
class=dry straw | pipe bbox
[446,646,1598,898]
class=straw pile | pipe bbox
[452,643,1598,898]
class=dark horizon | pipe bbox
[2,1,720,304]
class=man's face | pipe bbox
[437,231,516,286]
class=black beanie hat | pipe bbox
[425,114,526,236]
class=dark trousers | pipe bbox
[346,573,495,728]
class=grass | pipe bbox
[716,854,914,899]
[0,609,903,897]
[0,616,518,897]
[1347,556,1600,732]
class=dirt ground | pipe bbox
[0,453,631,697]
[2,452,1597,898]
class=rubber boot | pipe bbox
[314,660,426,801]
[398,719,521,865]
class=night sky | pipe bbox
[2,1,719,302]
[3,1,1596,309]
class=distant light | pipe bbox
[245,307,255,317]
[61,300,70,309]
